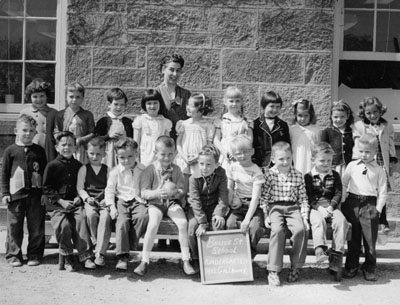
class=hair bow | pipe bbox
[333,100,343,106]
[291,99,303,107]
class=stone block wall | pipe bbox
[66,0,335,124]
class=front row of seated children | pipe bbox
[1,115,386,285]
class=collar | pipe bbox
[357,159,377,167]
[107,111,124,120]
[270,165,295,176]
[117,162,145,173]
[222,113,244,122]
[15,141,33,147]
[56,154,75,163]
[192,166,225,179]
[31,105,50,113]
[159,83,181,105]
[144,113,164,120]
[311,166,332,178]
[363,117,386,126]
[331,124,352,134]
[153,160,174,173]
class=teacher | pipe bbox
[157,54,191,140]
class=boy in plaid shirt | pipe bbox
[261,141,309,286]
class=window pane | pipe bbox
[25,63,55,104]
[26,20,56,60]
[27,0,56,17]
[376,11,400,52]
[343,11,374,51]
[0,63,23,104]
[344,0,374,9]
[377,0,400,9]
[0,0,24,17]
[0,19,23,59]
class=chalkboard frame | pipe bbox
[197,229,254,285]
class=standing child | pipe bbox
[225,135,265,259]
[289,98,320,175]
[187,144,229,265]
[214,86,253,169]
[352,97,397,233]
[20,79,58,161]
[94,88,133,168]
[133,89,172,166]
[342,134,387,281]
[261,141,309,286]
[321,101,354,177]
[55,82,95,164]
[134,136,196,276]
[77,137,111,266]
[175,93,215,192]
[104,138,148,271]
[304,142,349,280]
[42,131,95,271]
[253,91,290,167]
[1,115,47,267]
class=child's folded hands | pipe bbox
[212,215,225,230]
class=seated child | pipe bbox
[187,144,229,264]
[42,131,95,271]
[77,137,111,266]
[1,115,47,267]
[304,142,349,272]
[225,135,265,259]
[134,136,196,276]
[341,134,387,281]
[261,141,309,286]
[104,138,148,271]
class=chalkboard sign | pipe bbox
[197,229,254,284]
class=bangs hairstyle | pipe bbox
[86,137,106,150]
[271,141,291,157]
[189,93,213,116]
[159,54,185,72]
[141,89,166,115]
[24,78,51,103]
[358,96,387,120]
[106,87,127,104]
[260,91,283,110]
[227,134,252,155]
[198,144,220,163]
[358,133,378,150]
[224,86,243,100]
[311,142,334,158]
[292,98,316,124]
[55,131,76,145]
[330,100,354,127]
[66,82,85,97]
[155,135,175,149]
[114,137,138,152]
[17,114,37,128]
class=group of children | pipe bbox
[1,54,397,286]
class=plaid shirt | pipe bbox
[261,166,309,219]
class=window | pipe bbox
[0,0,66,115]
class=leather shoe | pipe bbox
[362,269,377,281]
[134,261,148,276]
[343,267,358,279]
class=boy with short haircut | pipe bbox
[261,141,309,286]
[77,137,111,266]
[187,144,229,264]
[304,142,349,274]
[104,137,148,271]
[253,91,291,167]
[225,135,265,259]
[134,136,196,276]
[341,134,387,281]
[42,131,95,271]
[1,115,47,267]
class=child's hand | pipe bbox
[2,196,10,205]
[58,199,74,210]
[212,216,225,230]
[73,197,82,207]
[187,154,198,165]
[264,216,271,229]
[86,197,96,206]
[240,219,250,233]
[109,205,118,220]
[158,189,170,200]
[196,224,207,237]
[302,217,310,231]
[317,206,331,219]
[230,196,242,210]
[109,131,123,139]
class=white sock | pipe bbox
[142,251,151,263]
[181,246,190,261]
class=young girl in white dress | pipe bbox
[289,98,320,175]
[133,89,172,166]
[214,86,253,169]
[176,93,215,192]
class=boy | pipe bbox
[134,136,195,276]
[77,137,111,266]
[1,115,47,267]
[225,135,265,259]
[253,91,290,167]
[341,134,387,281]
[187,144,229,265]
[304,142,349,274]
[42,131,95,271]
[261,141,309,286]
[104,138,148,271]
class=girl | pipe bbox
[94,88,133,168]
[133,89,172,166]
[176,93,215,192]
[55,82,95,164]
[214,86,253,169]
[321,100,354,177]
[289,98,320,174]
[352,97,397,232]
[20,79,58,161]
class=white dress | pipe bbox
[133,114,172,167]
[289,123,320,175]
[175,118,215,175]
